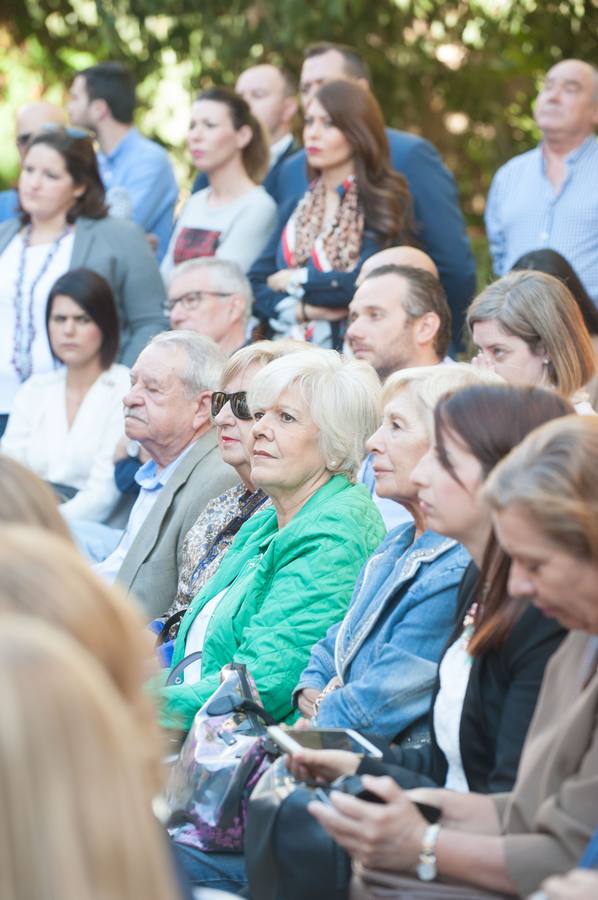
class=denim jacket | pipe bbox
[294,523,470,740]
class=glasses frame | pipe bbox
[211,390,252,421]
[168,290,232,313]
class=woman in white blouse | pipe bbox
[2,268,129,524]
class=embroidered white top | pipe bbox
[1,363,130,523]
[0,232,74,413]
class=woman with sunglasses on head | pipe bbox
[0,126,167,437]
[153,340,310,651]
[1,268,129,524]
[160,87,277,283]
[250,79,412,348]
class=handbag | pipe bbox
[166,662,279,853]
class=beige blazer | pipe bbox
[494,630,598,897]
[116,429,238,620]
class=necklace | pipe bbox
[11,224,70,382]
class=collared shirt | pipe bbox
[485,135,598,302]
[269,133,294,168]
[97,127,178,263]
[94,442,195,584]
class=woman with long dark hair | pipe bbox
[1,268,129,523]
[0,126,166,436]
[250,79,413,348]
[161,87,277,280]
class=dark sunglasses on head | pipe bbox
[211,391,252,420]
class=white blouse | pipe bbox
[1,364,130,523]
[0,231,75,413]
[433,629,473,793]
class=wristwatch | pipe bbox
[416,823,440,882]
[126,439,141,458]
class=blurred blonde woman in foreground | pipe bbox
[0,618,181,900]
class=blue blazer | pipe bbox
[272,129,476,349]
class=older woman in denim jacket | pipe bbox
[293,364,497,744]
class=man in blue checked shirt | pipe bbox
[485,59,598,305]
[68,62,178,262]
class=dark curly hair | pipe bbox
[194,87,269,184]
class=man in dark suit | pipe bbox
[192,63,299,199]
[273,42,476,348]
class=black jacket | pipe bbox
[359,562,567,793]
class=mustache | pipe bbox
[124,408,149,423]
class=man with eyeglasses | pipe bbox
[0,101,67,224]
[168,258,253,355]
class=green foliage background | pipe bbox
[1,0,597,275]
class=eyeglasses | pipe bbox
[17,124,93,150]
[168,290,232,312]
[211,391,252,420]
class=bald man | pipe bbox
[486,59,598,304]
[357,245,439,286]
[0,101,67,224]
[15,101,67,160]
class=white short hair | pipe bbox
[169,258,254,322]
[149,330,226,396]
[382,363,504,440]
[248,349,381,479]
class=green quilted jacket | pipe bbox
[157,475,385,731]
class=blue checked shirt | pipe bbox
[97,127,178,262]
[485,136,598,303]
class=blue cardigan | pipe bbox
[271,129,476,348]
[295,522,470,741]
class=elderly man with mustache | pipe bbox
[93,330,237,618]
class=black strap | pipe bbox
[156,609,186,647]
[165,651,203,686]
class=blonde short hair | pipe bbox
[467,270,596,397]
[221,339,311,388]
[484,414,598,562]
[0,617,177,900]
[382,363,503,439]
[248,349,381,478]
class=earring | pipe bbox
[543,358,550,365]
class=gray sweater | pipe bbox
[0,216,168,367]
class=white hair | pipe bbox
[149,330,226,396]
[382,363,504,439]
[248,349,381,479]
[169,257,254,322]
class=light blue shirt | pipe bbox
[485,135,598,303]
[94,443,194,584]
[0,189,18,224]
[97,127,178,262]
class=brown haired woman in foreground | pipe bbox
[250,79,412,348]
[312,415,598,900]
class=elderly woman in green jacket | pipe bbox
[157,349,386,732]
